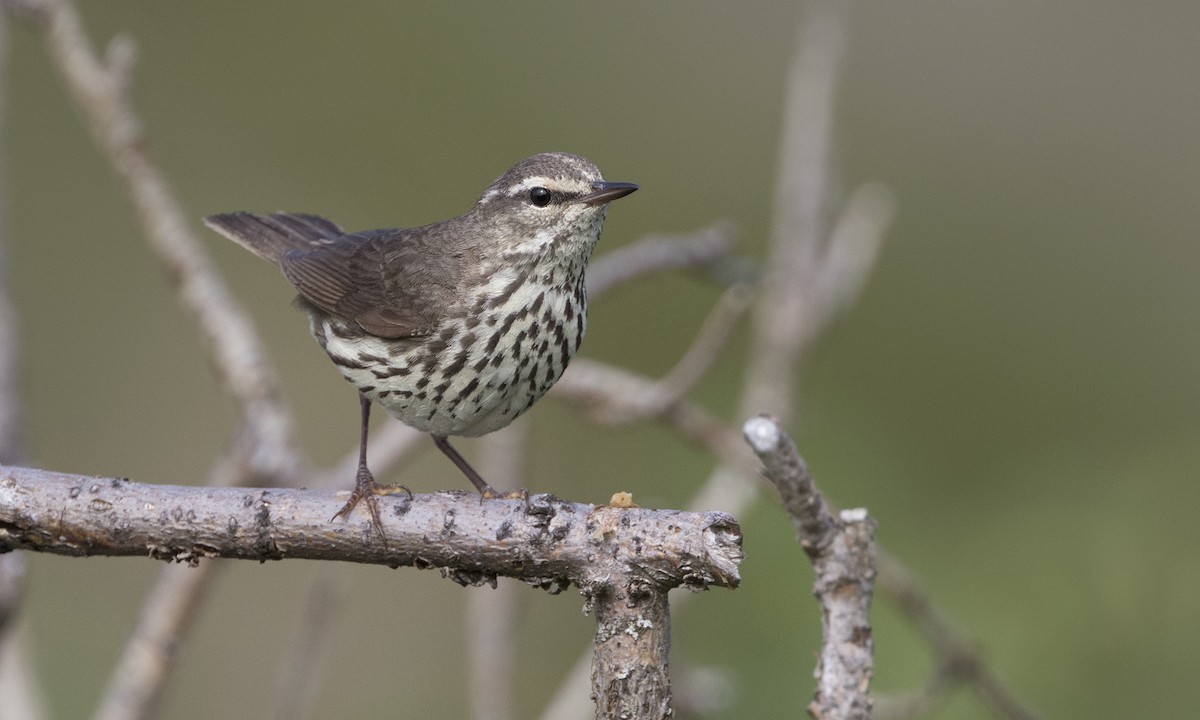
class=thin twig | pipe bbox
[585,285,754,425]
[876,550,1043,720]
[0,11,44,720]
[553,359,760,481]
[746,0,845,423]
[0,619,46,720]
[586,223,738,300]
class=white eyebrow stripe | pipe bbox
[508,176,556,193]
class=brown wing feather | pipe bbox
[204,212,345,263]
[279,226,462,339]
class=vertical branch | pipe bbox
[744,0,844,422]
[744,415,875,720]
[589,586,672,720]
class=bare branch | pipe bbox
[743,416,875,720]
[0,465,742,591]
[586,223,738,300]
[6,0,298,481]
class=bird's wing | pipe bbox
[279,227,459,339]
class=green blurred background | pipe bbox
[5,1,1198,718]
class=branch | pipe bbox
[589,574,673,720]
[0,465,742,591]
[743,416,875,720]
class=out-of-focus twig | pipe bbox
[5,0,298,482]
[875,550,1043,720]
[0,1,19,470]
[585,285,754,426]
[749,0,845,419]
[0,10,45,720]
[92,562,219,720]
[586,222,738,300]
[554,358,758,479]
[467,420,530,720]
[267,573,344,720]
[0,620,46,720]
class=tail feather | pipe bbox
[204,212,346,264]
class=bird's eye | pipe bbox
[528,187,551,207]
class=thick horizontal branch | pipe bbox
[0,466,742,594]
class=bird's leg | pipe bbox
[431,435,507,498]
[331,394,411,541]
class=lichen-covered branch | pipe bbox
[589,579,673,720]
[743,416,875,720]
[0,465,742,593]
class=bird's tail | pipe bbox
[204,212,345,264]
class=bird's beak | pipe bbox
[580,181,639,206]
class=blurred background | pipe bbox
[4,1,1198,718]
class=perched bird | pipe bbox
[206,152,637,536]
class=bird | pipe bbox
[205,152,638,537]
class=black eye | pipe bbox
[528,187,551,207]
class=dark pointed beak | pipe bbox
[580,180,639,206]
